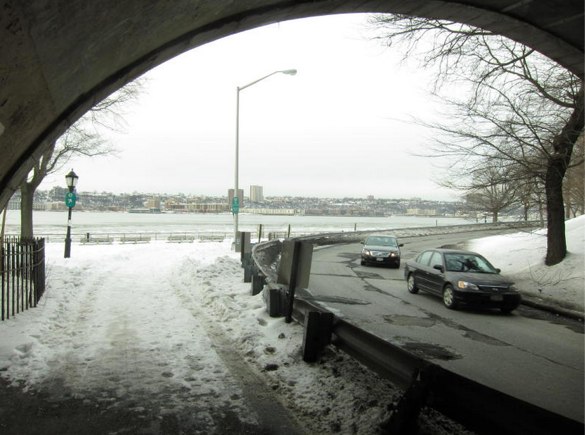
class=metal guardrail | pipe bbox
[250,223,583,435]
[292,296,582,435]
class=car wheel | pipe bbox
[443,285,458,309]
[395,260,401,269]
[407,274,419,294]
[360,259,366,266]
[500,304,517,314]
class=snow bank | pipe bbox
[468,216,584,311]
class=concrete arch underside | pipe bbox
[0,0,583,209]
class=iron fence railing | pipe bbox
[1,237,46,320]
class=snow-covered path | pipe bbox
[1,240,425,434]
[1,242,284,432]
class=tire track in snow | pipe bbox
[171,256,306,434]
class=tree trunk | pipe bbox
[20,184,35,238]
[544,85,584,266]
[545,158,567,265]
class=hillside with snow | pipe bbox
[468,215,584,312]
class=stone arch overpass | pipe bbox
[0,0,583,209]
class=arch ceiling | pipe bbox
[1,0,583,209]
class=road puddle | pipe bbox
[400,341,462,361]
[300,295,371,305]
[383,315,436,327]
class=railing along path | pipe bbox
[1,237,46,320]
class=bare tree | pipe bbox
[368,14,584,265]
[19,80,144,238]
[513,167,546,223]
[453,165,518,222]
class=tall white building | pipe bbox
[250,185,264,202]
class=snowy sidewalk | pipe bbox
[1,241,417,434]
[0,241,305,433]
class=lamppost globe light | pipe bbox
[65,169,79,191]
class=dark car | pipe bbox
[360,234,403,268]
[403,248,521,313]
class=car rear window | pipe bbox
[417,251,433,265]
[429,252,443,269]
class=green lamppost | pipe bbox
[64,169,79,258]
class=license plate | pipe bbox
[490,295,503,301]
[376,258,384,262]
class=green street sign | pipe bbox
[231,196,239,214]
[65,192,77,208]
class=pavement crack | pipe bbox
[298,295,370,306]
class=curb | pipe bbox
[521,296,584,322]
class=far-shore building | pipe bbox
[145,197,161,212]
[406,208,439,216]
[250,185,264,202]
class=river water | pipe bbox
[3,210,473,241]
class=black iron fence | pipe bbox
[1,237,46,320]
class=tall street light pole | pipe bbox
[233,69,297,250]
[64,169,79,258]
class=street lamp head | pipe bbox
[282,69,297,76]
[65,169,79,191]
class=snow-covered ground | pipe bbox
[0,217,582,433]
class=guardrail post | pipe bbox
[267,288,280,317]
[244,261,253,283]
[251,270,266,295]
[384,366,433,435]
[277,240,313,323]
[302,311,334,362]
[263,285,288,317]
[240,232,251,266]
[240,232,254,282]
[285,241,301,323]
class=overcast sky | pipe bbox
[42,13,458,200]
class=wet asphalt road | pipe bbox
[308,231,584,423]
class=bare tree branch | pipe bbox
[368,14,583,264]
[18,79,145,237]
